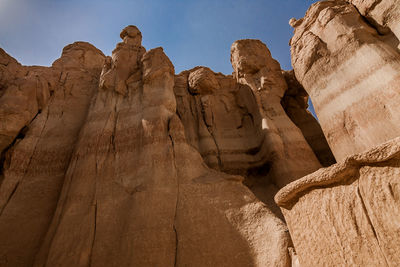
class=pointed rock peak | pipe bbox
[120,25,142,46]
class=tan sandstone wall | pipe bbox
[291,0,400,161]
[275,137,400,267]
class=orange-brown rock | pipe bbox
[0,42,105,267]
[0,26,297,267]
[231,39,322,187]
[275,137,400,266]
[290,0,400,161]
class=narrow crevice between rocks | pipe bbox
[200,107,222,170]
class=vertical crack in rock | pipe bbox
[89,201,98,267]
[0,107,49,214]
[167,121,179,267]
[0,181,19,217]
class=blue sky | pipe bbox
[0,0,319,73]
[0,0,318,114]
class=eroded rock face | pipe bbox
[275,137,400,266]
[0,26,297,267]
[231,39,322,187]
[291,0,400,161]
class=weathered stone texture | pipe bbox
[291,0,400,161]
[275,137,400,267]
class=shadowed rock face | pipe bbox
[281,70,336,167]
[291,0,400,161]
[0,26,299,267]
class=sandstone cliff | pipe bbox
[1,0,400,266]
[1,25,323,267]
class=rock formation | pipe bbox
[0,42,105,266]
[1,0,400,266]
[290,0,400,161]
[0,26,309,267]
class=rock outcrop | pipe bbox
[174,67,267,175]
[275,137,400,266]
[276,1,400,266]
[0,26,299,267]
[290,0,400,161]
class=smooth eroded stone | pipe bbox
[275,137,400,267]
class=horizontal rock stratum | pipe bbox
[1,0,400,266]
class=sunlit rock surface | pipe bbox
[291,0,400,161]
